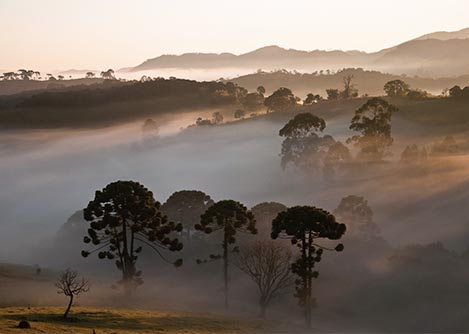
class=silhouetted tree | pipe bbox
[58,75,64,80]
[264,87,298,112]
[161,190,214,246]
[449,85,463,98]
[384,80,409,97]
[279,113,334,170]
[303,93,322,105]
[347,98,398,161]
[55,268,90,318]
[326,88,339,101]
[257,86,266,96]
[271,206,346,328]
[406,89,428,100]
[195,200,257,308]
[86,72,95,79]
[234,109,246,119]
[242,92,264,111]
[2,72,17,80]
[333,195,378,240]
[235,240,293,318]
[82,181,183,295]
[340,75,358,99]
[17,69,35,80]
[100,69,115,80]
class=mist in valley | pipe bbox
[1,96,469,331]
[2,2,469,332]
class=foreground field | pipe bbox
[0,306,262,334]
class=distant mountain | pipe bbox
[415,27,469,41]
[127,28,469,77]
[130,45,368,72]
[373,38,469,76]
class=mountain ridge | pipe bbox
[127,27,469,77]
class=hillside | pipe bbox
[0,78,104,96]
[0,78,243,128]
[231,68,469,97]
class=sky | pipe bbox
[1,0,469,72]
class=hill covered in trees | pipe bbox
[0,78,246,128]
[230,68,469,97]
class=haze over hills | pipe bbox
[127,28,469,77]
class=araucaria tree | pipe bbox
[82,180,183,295]
[55,268,90,318]
[279,113,335,171]
[347,97,398,161]
[161,190,214,246]
[236,240,293,318]
[195,200,257,308]
[271,206,346,328]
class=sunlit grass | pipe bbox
[0,306,262,333]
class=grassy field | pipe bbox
[0,306,263,333]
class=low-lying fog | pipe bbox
[2,106,469,332]
[1,107,469,263]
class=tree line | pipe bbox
[73,181,346,327]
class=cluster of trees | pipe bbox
[279,97,398,174]
[399,136,460,165]
[383,80,428,99]
[1,69,41,81]
[325,75,359,100]
[0,69,115,81]
[448,85,469,99]
[0,78,253,128]
[79,181,346,326]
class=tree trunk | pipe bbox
[259,299,268,319]
[122,256,135,297]
[63,295,73,318]
[302,235,312,329]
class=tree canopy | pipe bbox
[347,97,398,161]
[82,180,183,294]
[271,206,345,328]
[264,87,298,112]
[195,200,257,308]
[279,113,335,171]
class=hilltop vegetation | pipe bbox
[0,78,246,128]
[231,68,469,97]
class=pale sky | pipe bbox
[1,0,469,72]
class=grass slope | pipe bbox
[0,306,262,334]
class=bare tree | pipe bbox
[341,74,358,99]
[55,268,90,318]
[235,240,293,318]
